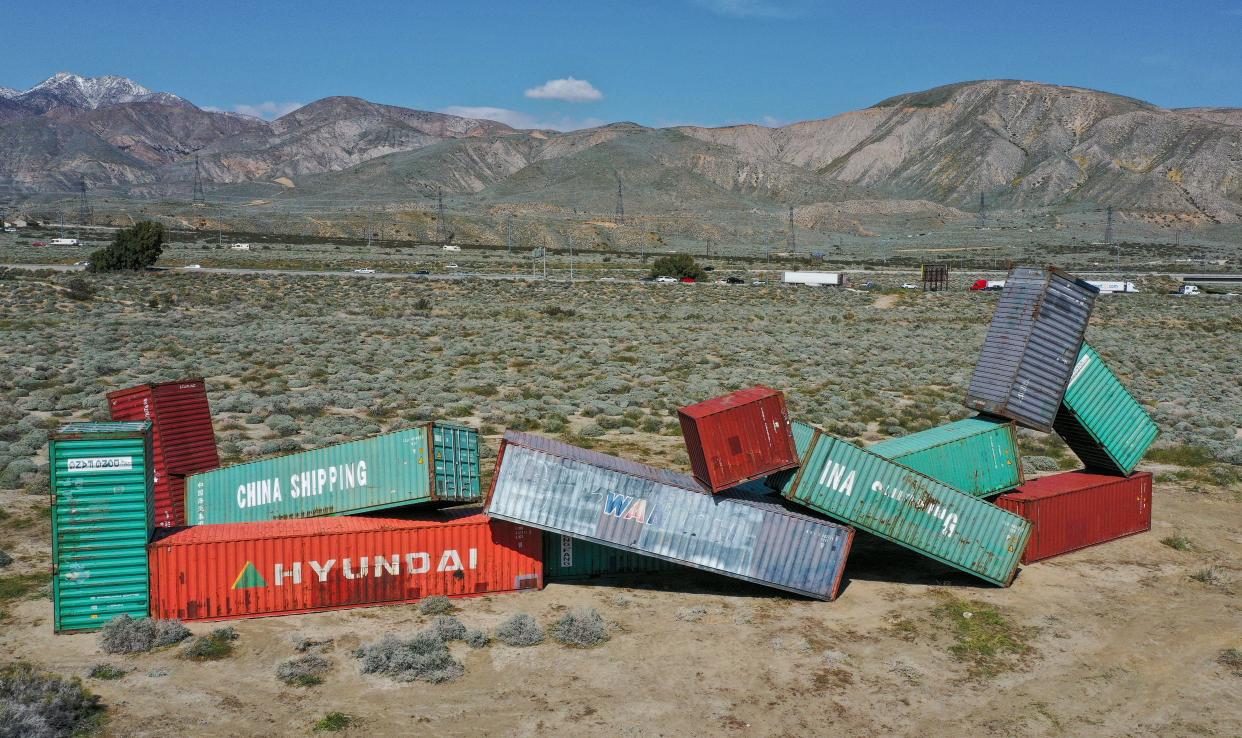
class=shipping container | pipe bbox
[996,471,1152,564]
[543,533,683,580]
[186,423,480,525]
[867,416,1023,498]
[50,423,154,632]
[963,266,1099,432]
[148,510,541,622]
[1053,343,1159,476]
[107,379,220,527]
[780,425,1030,586]
[679,386,799,492]
[766,419,819,495]
[486,431,854,600]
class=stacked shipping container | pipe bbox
[868,415,1023,498]
[997,472,1153,563]
[1053,343,1159,476]
[679,386,799,492]
[50,423,155,632]
[107,379,220,528]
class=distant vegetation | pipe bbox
[88,221,165,272]
[649,253,704,280]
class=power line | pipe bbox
[614,173,624,225]
[977,192,986,229]
[435,187,447,244]
[505,214,513,254]
[1104,205,1114,245]
[786,205,795,253]
[77,181,91,226]
[192,155,205,207]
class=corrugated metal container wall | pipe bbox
[543,533,683,580]
[782,427,1030,586]
[148,511,542,622]
[107,379,220,528]
[678,386,799,492]
[996,471,1152,564]
[1053,343,1159,476]
[867,416,1023,498]
[50,423,154,632]
[766,419,819,495]
[186,423,482,525]
[486,432,854,600]
[964,267,1098,432]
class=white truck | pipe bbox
[441,244,461,252]
[1087,280,1140,294]
[782,271,844,287]
[49,238,79,246]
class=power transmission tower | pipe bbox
[192,155,206,206]
[77,181,91,227]
[506,214,513,254]
[977,192,986,229]
[435,187,447,244]
[1104,206,1114,245]
[787,205,795,253]
[614,174,624,225]
[365,218,372,248]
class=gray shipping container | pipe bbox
[485,431,855,600]
[963,266,1098,432]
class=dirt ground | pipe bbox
[2,477,1239,737]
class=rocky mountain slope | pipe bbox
[1,74,1238,222]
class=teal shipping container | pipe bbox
[187,423,481,525]
[766,419,818,495]
[543,532,683,580]
[867,416,1023,498]
[781,424,1031,586]
[50,422,154,633]
[1053,343,1159,476]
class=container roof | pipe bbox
[678,385,781,419]
[1004,470,1152,500]
[153,509,490,545]
[56,421,151,436]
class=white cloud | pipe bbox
[760,115,787,127]
[693,0,801,19]
[523,77,603,102]
[228,101,304,119]
[441,105,603,132]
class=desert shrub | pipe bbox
[495,613,544,647]
[1021,455,1060,473]
[0,662,104,738]
[65,278,94,301]
[549,608,610,648]
[428,616,467,642]
[314,711,354,732]
[355,631,463,683]
[183,627,238,661]
[99,614,190,654]
[87,663,126,680]
[418,595,454,615]
[463,629,491,648]
[277,654,332,687]
[0,551,11,569]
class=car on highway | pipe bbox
[655,276,678,283]
[32,241,46,247]
[73,261,90,267]
[901,282,920,289]
[183,264,202,270]
[446,263,459,269]
[413,270,430,276]
[598,277,617,282]
[679,277,696,283]
[724,276,745,285]
[3,227,15,233]
[353,268,376,274]
[751,279,767,285]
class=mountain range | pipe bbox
[1,72,1239,224]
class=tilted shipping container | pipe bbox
[50,423,154,632]
[148,510,542,622]
[766,419,819,495]
[1053,343,1159,476]
[867,416,1023,498]
[186,423,481,525]
[486,431,854,600]
[780,425,1031,586]
[996,471,1152,564]
[679,386,799,492]
[964,266,1098,432]
[543,533,683,580]
[107,379,220,528]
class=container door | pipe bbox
[432,424,481,501]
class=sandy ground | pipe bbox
[2,478,1240,738]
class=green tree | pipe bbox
[88,221,165,272]
[649,253,704,280]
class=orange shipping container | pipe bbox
[148,511,543,622]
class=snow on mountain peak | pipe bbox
[16,72,189,110]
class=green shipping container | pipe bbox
[1053,343,1159,476]
[766,419,818,495]
[867,416,1023,498]
[543,533,683,580]
[50,422,154,633]
[186,423,481,524]
[782,425,1031,586]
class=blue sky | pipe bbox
[3,1,1240,128]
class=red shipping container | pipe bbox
[108,379,220,527]
[678,386,799,492]
[148,510,543,622]
[996,471,1152,564]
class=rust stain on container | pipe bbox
[678,386,799,492]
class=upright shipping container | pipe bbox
[1053,343,1159,476]
[963,266,1098,432]
[543,533,683,580]
[148,510,542,622]
[50,423,154,632]
[186,423,481,525]
[867,416,1023,497]
[107,379,220,528]
[996,471,1152,564]
[486,432,854,600]
[679,386,799,492]
[780,424,1030,586]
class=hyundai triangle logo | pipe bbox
[231,561,267,589]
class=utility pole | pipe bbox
[1104,206,1116,271]
[365,218,373,248]
[435,187,447,244]
[614,174,624,225]
[977,192,986,229]
[568,237,574,283]
[78,181,91,229]
[506,214,513,254]
[192,155,206,207]
[542,244,548,281]
[787,205,795,254]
